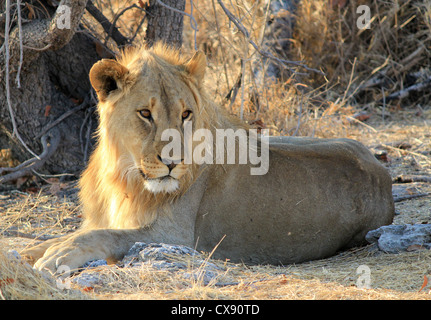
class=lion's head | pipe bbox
[88,44,211,195]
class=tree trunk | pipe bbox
[254,0,299,82]
[144,0,186,48]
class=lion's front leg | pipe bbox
[32,228,143,274]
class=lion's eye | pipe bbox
[138,109,152,121]
[182,110,192,120]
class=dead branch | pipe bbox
[1,230,55,241]
[383,76,431,102]
[85,1,129,47]
[393,175,431,183]
[216,0,324,76]
[0,128,61,184]
[393,193,430,202]
[358,46,425,92]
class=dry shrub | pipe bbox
[293,0,431,107]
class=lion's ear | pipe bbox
[184,51,206,85]
[89,59,129,102]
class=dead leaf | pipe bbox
[15,177,28,189]
[23,187,40,194]
[419,275,428,292]
[44,105,52,117]
[70,98,83,105]
[353,112,371,122]
[279,274,288,284]
[329,0,347,8]
[0,278,15,287]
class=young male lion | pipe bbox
[23,44,394,272]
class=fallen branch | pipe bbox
[1,230,55,241]
[0,128,61,184]
[393,175,431,183]
[393,193,430,202]
[383,75,431,102]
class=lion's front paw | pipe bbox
[33,232,107,274]
[21,236,68,265]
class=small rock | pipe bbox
[72,272,103,288]
[81,259,107,269]
[7,249,21,261]
[183,269,219,285]
[366,224,431,253]
[122,242,200,267]
[121,242,226,285]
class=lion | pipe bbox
[23,44,394,272]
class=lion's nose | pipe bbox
[157,155,180,172]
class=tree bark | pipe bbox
[254,0,299,82]
[144,0,186,48]
[0,0,99,180]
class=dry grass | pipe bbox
[0,0,430,300]
[0,246,88,300]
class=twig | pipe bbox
[217,0,324,75]
[107,3,149,45]
[85,1,129,47]
[384,144,430,160]
[15,0,23,88]
[345,116,378,132]
[292,95,303,136]
[129,15,147,44]
[36,96,90,139]
[4,0,39,159]
[0,129,61,184]
[225,71,242,110]
[211,0,230,91]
